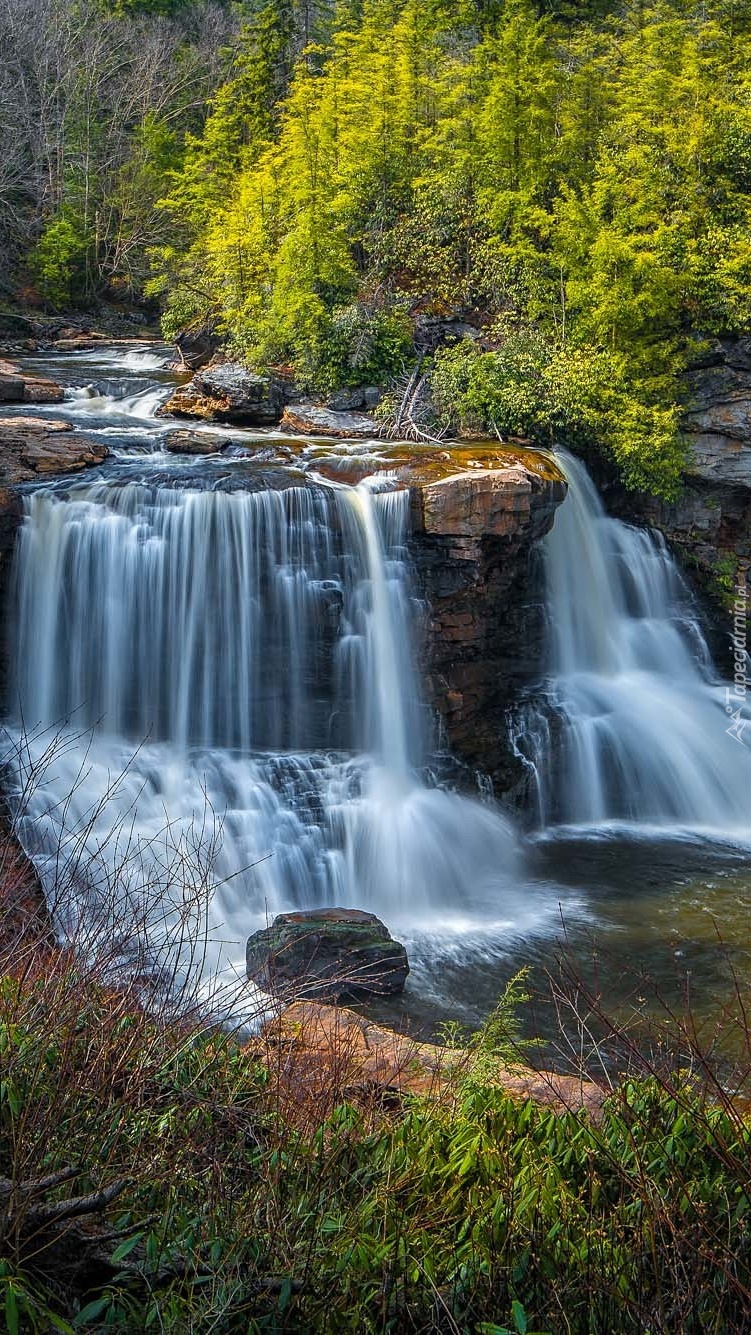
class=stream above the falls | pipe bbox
[3,344,751,1046]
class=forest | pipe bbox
[3,0,751,493]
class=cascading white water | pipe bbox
[522,451,751,834]
[7,470,522,1014]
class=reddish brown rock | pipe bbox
[0,417,108,484]
[409,455,566,792]
[257,1001,605,1116]
[22,377,64,404]
[0,359,64,404]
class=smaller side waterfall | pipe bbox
[519,452,751,835]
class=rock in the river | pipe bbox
[606,335,751,621]
[0,417,108,484]
[159,362,288,425]
[280,402,377,438]
[246,908,409,1002]
[409,450,567,793]
[163,429,226,456]
[0,359,63,405]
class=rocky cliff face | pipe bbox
[605,338,751,640]
[408,452,566,791]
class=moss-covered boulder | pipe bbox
[246,908,409,1002]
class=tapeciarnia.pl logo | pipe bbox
[726,576,748,745]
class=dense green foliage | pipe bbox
[2,969,751,1333]
[6,0,751,491]
[146,0,751,494]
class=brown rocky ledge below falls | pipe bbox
[0,358,64,405]
[254,1001,605,1119]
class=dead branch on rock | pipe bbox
[380,356,449,445]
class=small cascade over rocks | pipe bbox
[7,469,522,1015]
[518,451,751,836]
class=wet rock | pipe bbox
[22,377,65,404]
[156,383,225,421]
[0,359,64,404]
[409,453,567,793]
[159,362,288,425]
[281,403,377,439]
[0,374,25,402]
[246,908,409,1002]
[163,429,226,456]
[0,417,108,484]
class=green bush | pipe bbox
[430,333,687,499]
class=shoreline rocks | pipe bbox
[0,417,108,484]
[0,359,64,405]
[247,908,410,1002]
[257,1000,606,1114]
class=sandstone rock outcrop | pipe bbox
[0,417,108,484]
[0,359,64,405]
[159,362,289,424]
[409,449,567,791]
[247,908,409,1002]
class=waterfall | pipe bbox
[521,451,751,835]
[7,472,520,1013]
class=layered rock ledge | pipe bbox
[0,358,64,405]
[0,416,108,485]
[158,362,290,424]
[408,448,566,790]
[609,337,751,616]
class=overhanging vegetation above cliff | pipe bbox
[5,0,751,494]
[147,0,751,496]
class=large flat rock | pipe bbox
[0,417,108,484]
[280,403,377,438]
[0,359,64,405]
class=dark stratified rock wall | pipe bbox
[604,338,751,642]
[409,458,567,792]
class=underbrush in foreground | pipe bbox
[1,964,751,1335]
